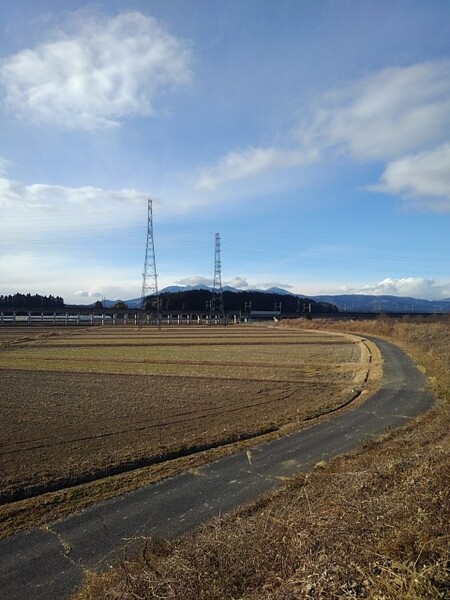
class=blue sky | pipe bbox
[1,0,450,303]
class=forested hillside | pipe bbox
[147,289,337,314]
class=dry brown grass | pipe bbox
[279,316,450,403]
[74,316,450,600]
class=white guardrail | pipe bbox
[0,311,240,325]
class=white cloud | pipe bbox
[299,61,450,211]
[370,144,450,211]
[301,61,450,161]
[224,276,249,289]
[75,290,103,298]
[195,146,318,191]
[174,276,213,287]
[193,61,450,211]
[171,275,293,292]
[0,253,141,304]
[0,170,150,304]
[0,173,148,234]
[0,163,228,311]
[255,282,294,291]
[174,276,250,290]
[0,11,191,129]
[0,157,11,175]
[339,277,450,300]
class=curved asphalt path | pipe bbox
[0,337,434,600]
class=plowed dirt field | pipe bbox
[0,325,374,515]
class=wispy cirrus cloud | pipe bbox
[0,157,11,175]
[195,60,450,211]
[303,60,450,210]
[0,163,153,297]
[0,173,148,231]
[0,11,192,129]
[301,60,450,161]
[195,146,318,192]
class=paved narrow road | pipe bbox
[0,337,434,600]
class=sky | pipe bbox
[1,0,450,304]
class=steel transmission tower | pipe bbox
[141,199,160,311]
[211,232,225,318]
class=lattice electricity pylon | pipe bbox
[141,199,160,312]
[211,232,225,318]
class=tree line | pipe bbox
[0,293,65,310]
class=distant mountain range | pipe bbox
[157,284,293,295]
[100,286,298,308]
[311,294,450,313]
[96,285,450,313]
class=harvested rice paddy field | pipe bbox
[0,324,378,535]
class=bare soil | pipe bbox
[0,324,374,536]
